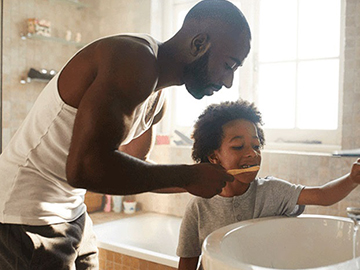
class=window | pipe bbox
[154,0,344,151]
[255,0,343,149]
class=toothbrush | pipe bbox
[227,165,260,175]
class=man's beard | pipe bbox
[183,51,212,99]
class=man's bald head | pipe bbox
[182,0,251,38]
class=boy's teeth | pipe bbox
[241,165,256,169]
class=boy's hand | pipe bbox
[350,158,360,184]
[184,163,234,198]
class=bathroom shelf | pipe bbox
[20,68,56,84]
[21,33,85,48]
[49,0,89,9]
[20,78,51,84]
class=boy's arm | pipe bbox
[297,159,360,206]
[178,257,199,270]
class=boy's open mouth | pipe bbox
[240,164,259,169]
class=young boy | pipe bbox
[176,100,360,270]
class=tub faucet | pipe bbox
[347,207,360,222]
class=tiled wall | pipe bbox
[342,0,360,149]
[98,248,176,270]
[98,0,151,37]
[1,0,151,148]
[260,151,360,217]
[2,0,100,147]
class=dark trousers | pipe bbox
[0,213,98,270]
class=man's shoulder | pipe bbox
[92,35,157,59]
[87,35,159,93]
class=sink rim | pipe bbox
[202,214,354,270]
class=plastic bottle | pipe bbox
[104,195,112,212]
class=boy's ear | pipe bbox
[190,33,210,57]
[207,152,220,164]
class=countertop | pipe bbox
[89,210,145,225]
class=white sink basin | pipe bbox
[202,215,360,270]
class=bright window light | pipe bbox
[257,0,341,133]
[258,63,296,129]
[259,0,297,62]
[297,59,339,130]
[298,0,341,59]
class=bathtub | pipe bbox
[93,212,182,268]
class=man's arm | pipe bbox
[119,106,186,193]
[297,159,360,206]
[65,37,233,197]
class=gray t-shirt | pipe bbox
[176,176,305,259]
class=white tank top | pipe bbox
[0,34,165,225]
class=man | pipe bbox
[0,0,251,269]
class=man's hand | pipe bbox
[184,163,234,198]
[350,158,360,184]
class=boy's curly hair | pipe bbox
[191,100,265,163]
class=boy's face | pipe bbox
[208,119,261,185]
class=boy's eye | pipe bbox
[232,145,260,151]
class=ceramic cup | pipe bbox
[123,201,137,214]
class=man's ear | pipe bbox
[190,33,210,57]
[207,152,220,164]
